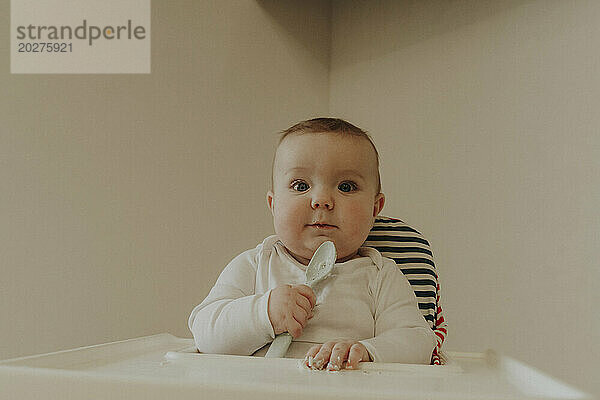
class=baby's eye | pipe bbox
[338,181,358,193]
[292,180,310,192]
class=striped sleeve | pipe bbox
[364,216,448,365]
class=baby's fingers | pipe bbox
[292,305,310,329]
[295,293,314,317]
[308,341,336,370]
[306,344,321,358]
[304,345,322,368]
[286,315,304,338]
[293,284,317,308]
[346,343,369,369]
[327,342,351,371]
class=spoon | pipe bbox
[264,241,336,358]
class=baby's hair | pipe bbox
[273,117,382,193]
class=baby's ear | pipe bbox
[266,191,275,216]
[373,193,385,217]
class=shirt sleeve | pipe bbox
[187,246,276,355]
[359,260,437,364]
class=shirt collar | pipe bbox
[271,236,384,270]
[357,246,384,270]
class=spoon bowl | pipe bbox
[305,241,336,288]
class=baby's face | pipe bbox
[267,132,385,265]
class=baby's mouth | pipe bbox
[307,223,337,229]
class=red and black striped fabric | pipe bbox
[364,216,448,365]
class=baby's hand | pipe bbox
[304,340,371,371]
[268,284,316,338]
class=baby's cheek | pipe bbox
[347,203,374,233]
[275,202,300,228]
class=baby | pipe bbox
[188,118,436,370]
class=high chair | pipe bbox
[365,216,447,365]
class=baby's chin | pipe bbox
[281,242,326,265]
[286,242,359,265]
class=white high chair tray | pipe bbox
[0,333,589,400]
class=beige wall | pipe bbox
[0,0,330,358]
[330,0,599,396]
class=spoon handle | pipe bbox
[264,332,292,358]
[264,280,317,358]
[264,280,318,358]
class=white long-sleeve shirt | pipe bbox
[188,235,437,364]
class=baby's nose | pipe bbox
[311,197,333,210]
